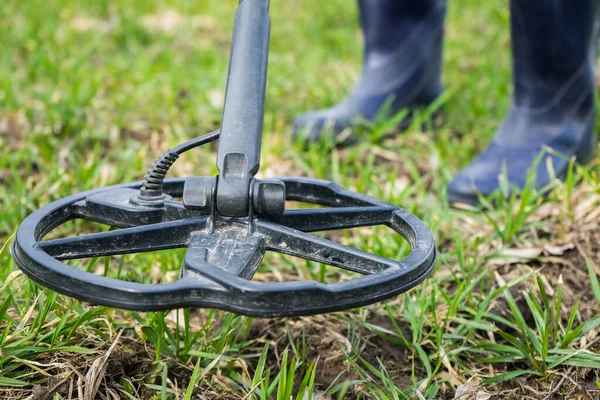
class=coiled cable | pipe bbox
[139,129,220,199]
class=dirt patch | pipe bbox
[243,312,418,395]
[463,215,600,398]
[245,315,352,389]
[3,336,155,400]
[539,242,600,321]
[359,313,420,387]
[492,221,600,325]
[487,366,600,399]
[140,11,218,34]
[0,111,27,151]
[70,15,114,34]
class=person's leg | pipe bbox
[293,0,446,143]
[448,0,600,206]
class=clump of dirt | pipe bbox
[105,346,154,378]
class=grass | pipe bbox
[1,0,600,398]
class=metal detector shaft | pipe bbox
[216,0,271,217]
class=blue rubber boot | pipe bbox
[448,0,600,206]
[293,0,446,143]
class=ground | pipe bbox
[1,0,600,399]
